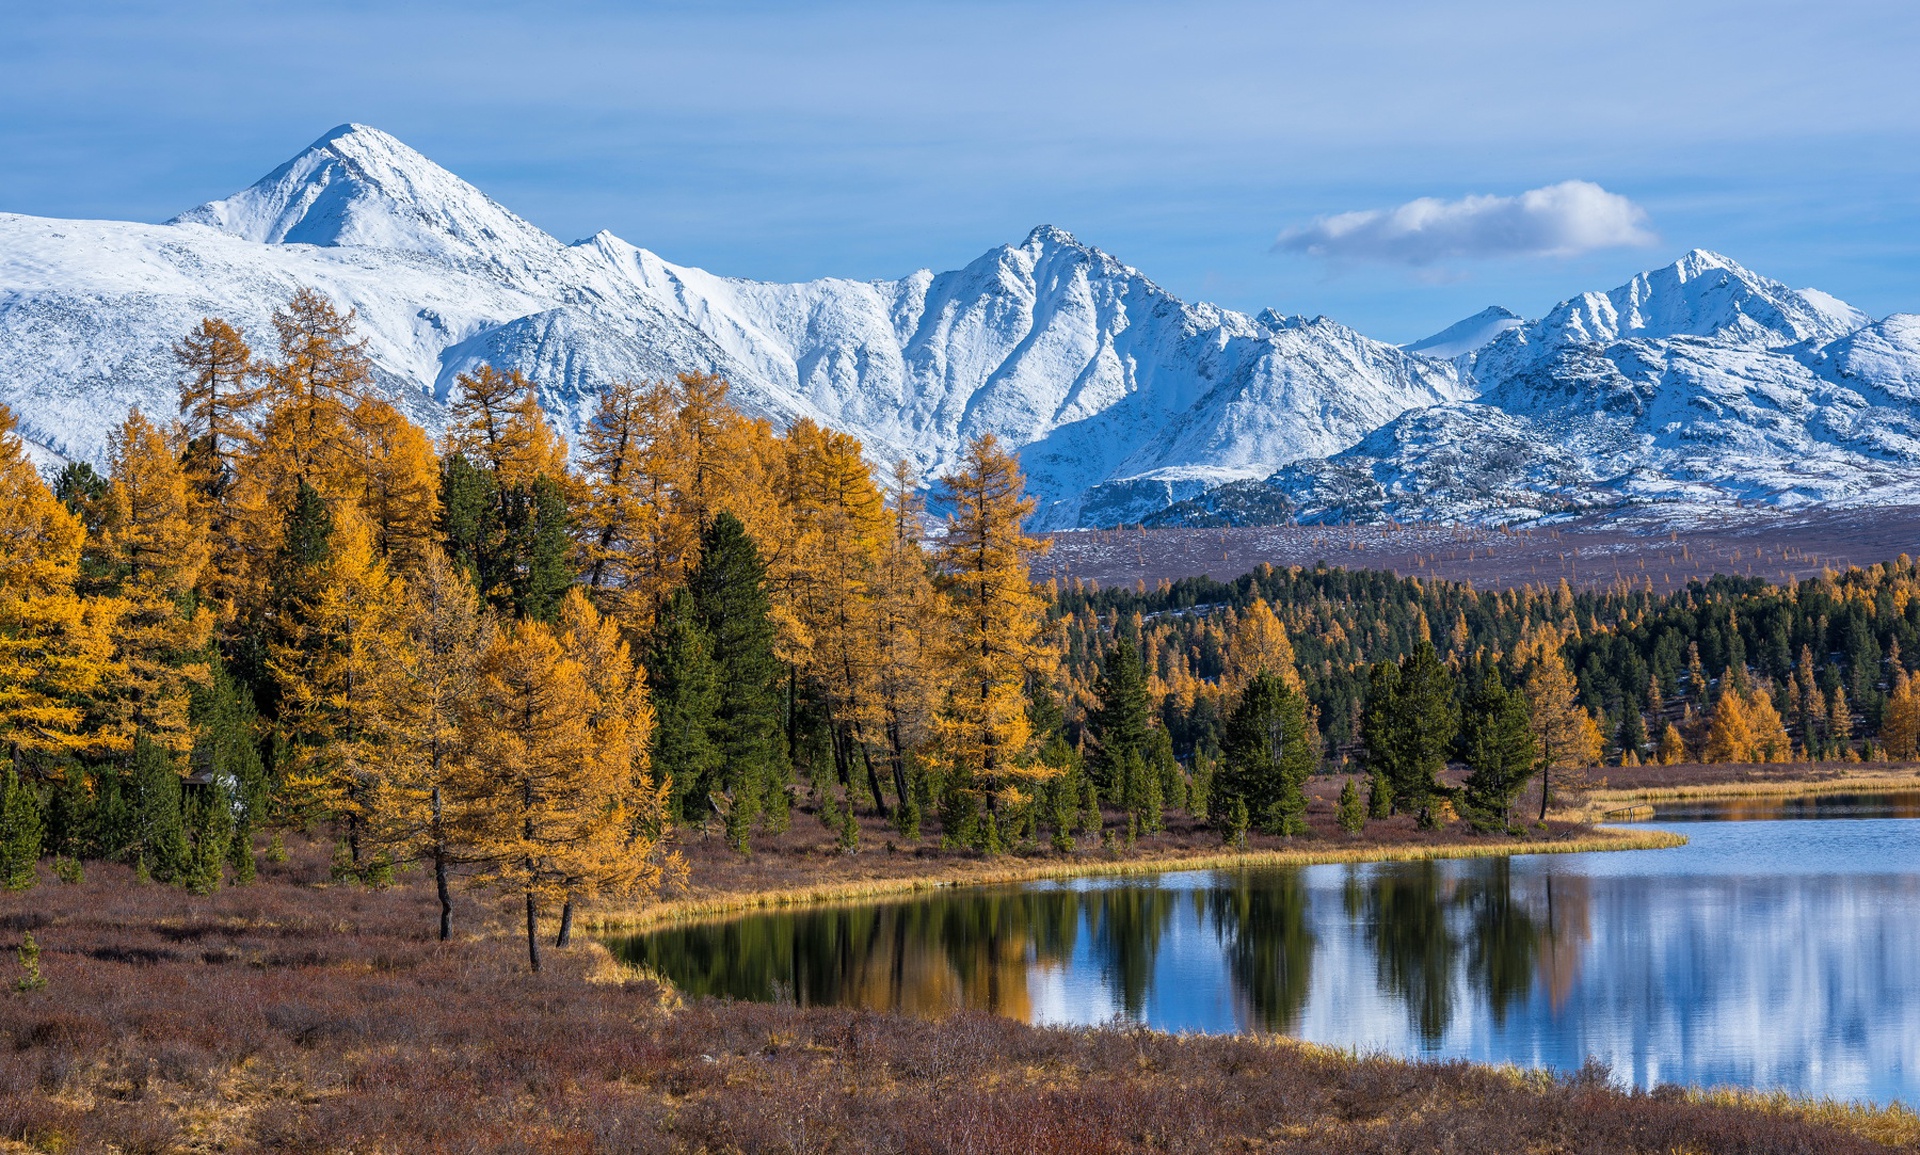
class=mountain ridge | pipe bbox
[3,123,1913,530]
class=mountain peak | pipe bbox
[1404,306,1523,359]
[1533,249,1866,347]
[167,123,558,262]
[1022,224,1079,249]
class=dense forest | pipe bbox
[3,291,1919,966]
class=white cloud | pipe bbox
[1275,181,1656,265]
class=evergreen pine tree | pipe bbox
[1457,678,1537,831]
[130,735,188,883]
[0,764,43,890]
[1217,670,1313,836]
[181,776,234,895]
[1362,643,1458,828]
[687,513,787,843]
[632,607,725,775]
[1336,777,1366,834]
[1087,640,1152,798]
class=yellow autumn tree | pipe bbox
[932,435,1057,845]
[444,366,569,490]
[173,316,261,497]
[872,460,940,814]
[781,419,891,811]
[363,550,489,939]
[256,288,374,496]
[269,493,406,861]
[352,397,441,581]
[1702,682,1755,762]
[226,291,377,616]
[1881,666,1920,761]
[1657,721,1687,765]
[1221,597,1303,697]
[0,405,110,761]
[173,317,261,611]
[1746,685,1792,763]
[466,615,676,973]
[1517,630,1603,819]
[95,408,214,756]
[550,589,676,945]
[575,378,695,633]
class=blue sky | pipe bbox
[5,0,1918,342]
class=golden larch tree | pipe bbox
[466,616,675,973]
[96,408,214,756]
[1517,630,1603,819]
[0,406,111,762]
[872,459,940,811]
[781,419,891,811]
[549,589,677,945]
[364,550,490,939]
[1881,665,1920,761]
[932,435,1057,830]
[352,397,441,581]
[269,498,406,857]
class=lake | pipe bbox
[610,792,1920,1103]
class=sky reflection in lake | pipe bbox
[612,807,1920,1103]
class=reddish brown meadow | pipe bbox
[2,834,1913,1154]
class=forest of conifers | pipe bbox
[4,291,1920,960]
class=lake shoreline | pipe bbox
[587,826,1688,932]
[1556,762,1920,818]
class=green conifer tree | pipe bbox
[1362,643,1458,828]
[1336,777,1366,834]
[688,513,788,841]
[1217,671,1313,836]
[1458,677,1538,832]
[644,589,723,821]
[1087,640,1152,798]
[0,764,44,890]
[130,735,188,883]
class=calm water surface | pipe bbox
[611,792,1920,1102]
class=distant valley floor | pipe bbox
[1041,505,1920,593]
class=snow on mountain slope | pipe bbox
[1403,306,1522,360]
[553,222,1469,527]
[1238,252,1914,525]
[0,124,1469,526]
[10,125,1914,532]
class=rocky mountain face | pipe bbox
[3,125,1913,529]
[1156,252,1920,527]
[0,124,1467,528]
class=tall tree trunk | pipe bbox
[1537,762,1552,822]
[886,720,912,817]
[435,844,452,941]
[431,779,451,941]
[556,897,574,947]
[525,891,542,974]
[859,737,889,820]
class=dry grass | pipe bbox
[3,835,1910,1154]
[590,827,1687,932]
[1555,762,1920,817]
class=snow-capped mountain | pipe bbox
[1402,306,1522,360]
[7,124,1914,531]
[1193,251,1919,525]
[0,124,1468,528]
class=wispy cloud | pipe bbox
[1276,181,1656,265]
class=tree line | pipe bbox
[6,290,1920,951]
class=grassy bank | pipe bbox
[1551,762,1920,819]
[589,826,1687,932]
[4,835,1911,1155]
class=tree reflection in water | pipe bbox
[1209,869,1315,1032]
[609,857,1585,1040]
